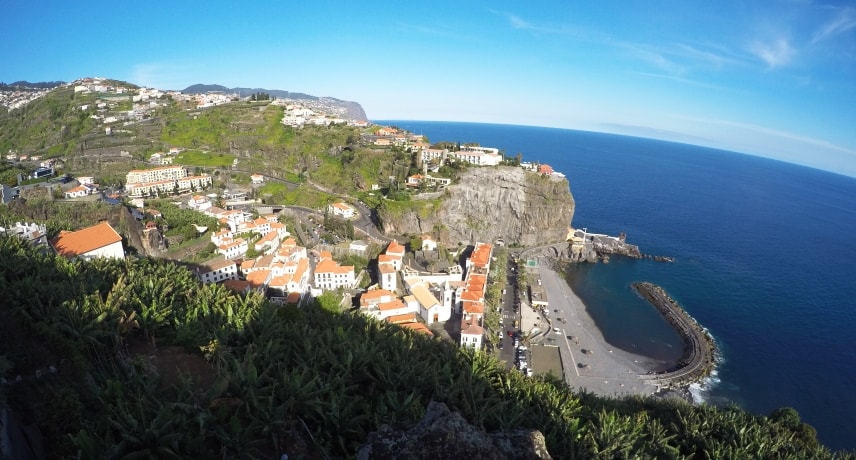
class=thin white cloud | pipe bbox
[494,10,745,75]
[681,115,856,156]
[489,9,606,40]
[630,71,735,92]
[748,38,796,68]
[507,14,532,30]
[673,43,744,69]
[393,22,481,42]
[811,7,856,45]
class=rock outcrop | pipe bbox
[356,401,551,460]
[378,167,574,247]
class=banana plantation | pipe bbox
[0,235,849,459]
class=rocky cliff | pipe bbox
[378,167,574,247]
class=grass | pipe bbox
[175,149,235,167]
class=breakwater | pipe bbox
[632,282,716,387]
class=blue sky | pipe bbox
[4,0,856,176]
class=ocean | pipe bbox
[376,120,856,451]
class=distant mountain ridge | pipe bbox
[182,83,367,120]
[0,81,65,90]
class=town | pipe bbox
[1,82,567,381]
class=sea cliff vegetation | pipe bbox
[1,237,849,459]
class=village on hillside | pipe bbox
[1,80,565,376]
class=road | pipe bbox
[497,257,522,369]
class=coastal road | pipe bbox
[498,257,522,368]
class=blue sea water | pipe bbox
[377,120,856,451]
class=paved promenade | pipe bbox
[528,267,669,398]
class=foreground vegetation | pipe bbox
[1,237,849,459]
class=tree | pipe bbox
[315,291,341,313]
[409,236,422,253]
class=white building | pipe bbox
[327,202,356,219]
[421,235,438,251]
[50,222,124,261]
[379,263,398,292]
[198,258,239,284]
[313,258,355,290]
[217,238,248,259]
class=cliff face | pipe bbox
[379,167,574,246]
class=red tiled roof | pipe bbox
[469,243,492,267]
[314,259,354,275]
[400,322,433,336]
[386,240,405,255]
[50,222,122,258]
[223,279,250,293]
[386,313,418,324]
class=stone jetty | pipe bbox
[632,282,716,387]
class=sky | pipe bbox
[4,0,856,177]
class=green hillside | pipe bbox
[0,87,420,203]
[1,237,850,459]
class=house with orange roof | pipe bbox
[246,269,272,292]
[188,195,211,211]
[50,221,124,261]
[271,258,311,294]
[378,253,402,272]
[378,263,398,292]
[538,164,554,176]
[460,318,484,349]
[376,127,398,136]
[400,322,433,336]
[376,299,410,320]
[217,238,248,259]
[358,289,410,321]
[268,273,294,296]
[254,231,281,255]
[466,242,493,272]
[198,257,238,284]
[64,184,96,199]
[251,173,264,184]
[223,279,251,294]
[385,312,418,324]
[360,288,397,308]
[238,217,272,236]
[406,174,424,187]
[211,229,234,246]
[269,221,288,238]
[313,258,355,290]
[286,291,302,305]
[386,240,406,258]
[240,259,256,275]
[327,202,356,219]
[452,241,495,350]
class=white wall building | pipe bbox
[198,258,239,284]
